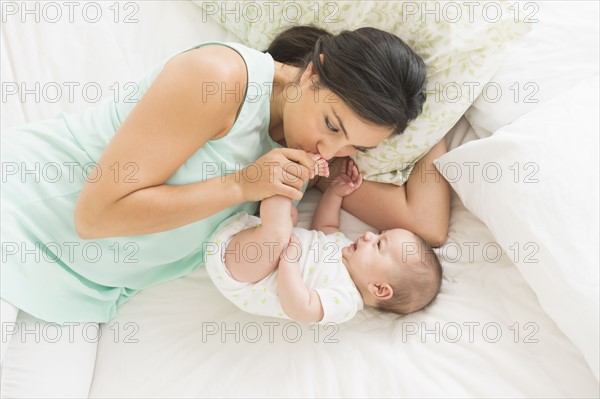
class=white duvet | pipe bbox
[1,1,598,397]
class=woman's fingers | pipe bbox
[276,185,303,201]
[237,150,303,201]
[279,148,320,170]
[278,148,317,183]
[239,148,332,202]
[278,149,331,184]
[279,162,310,190]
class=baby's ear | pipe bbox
[368,282,393,301]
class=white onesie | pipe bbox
[204,212,364,324]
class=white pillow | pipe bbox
[465,1,600,137]
[194,0,531,185]
[435,75,600,381]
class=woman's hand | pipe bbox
[327,158,363,197]
[236,148,329,202]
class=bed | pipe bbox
[1,1,598,397]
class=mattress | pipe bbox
[1,1,598,397]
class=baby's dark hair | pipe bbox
[264,25,427,135]
[377,232,442,315]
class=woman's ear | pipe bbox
[304,54,325,78]
[300,62,313,83]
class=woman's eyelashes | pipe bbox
[325,115,368,153]
[324,116,339,132]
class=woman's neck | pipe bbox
[269,61,299,144]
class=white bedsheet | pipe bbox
[1,1,598,397]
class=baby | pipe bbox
[205,158,442,324]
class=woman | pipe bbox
[0,26,450,395]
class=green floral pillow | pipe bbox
[195,0,531,185]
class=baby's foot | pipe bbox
[314,157,329,178]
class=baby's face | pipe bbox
[341,228,421,303]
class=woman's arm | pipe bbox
[74,46,246,239]
[75,47,319,239]
[316,139,451,247]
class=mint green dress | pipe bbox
[1,42,296,324]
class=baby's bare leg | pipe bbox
[225,196,293,283]
[291,204,298,227]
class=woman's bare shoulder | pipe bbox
[170,45,247,79]
[165,45,249,137]
[74,45,250,234]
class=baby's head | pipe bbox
[341,229,442,315]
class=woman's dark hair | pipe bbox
[264,25,427,135]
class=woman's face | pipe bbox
[281,61,393,161]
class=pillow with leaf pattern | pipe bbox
[194,0,531,185]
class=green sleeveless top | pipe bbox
[0,42,298,323]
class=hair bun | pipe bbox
[407,88,426,122]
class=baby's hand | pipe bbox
[327,158,363,197]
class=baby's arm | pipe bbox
[310,191,343,235]
[311,159,363,235]
[277,235,324,323]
